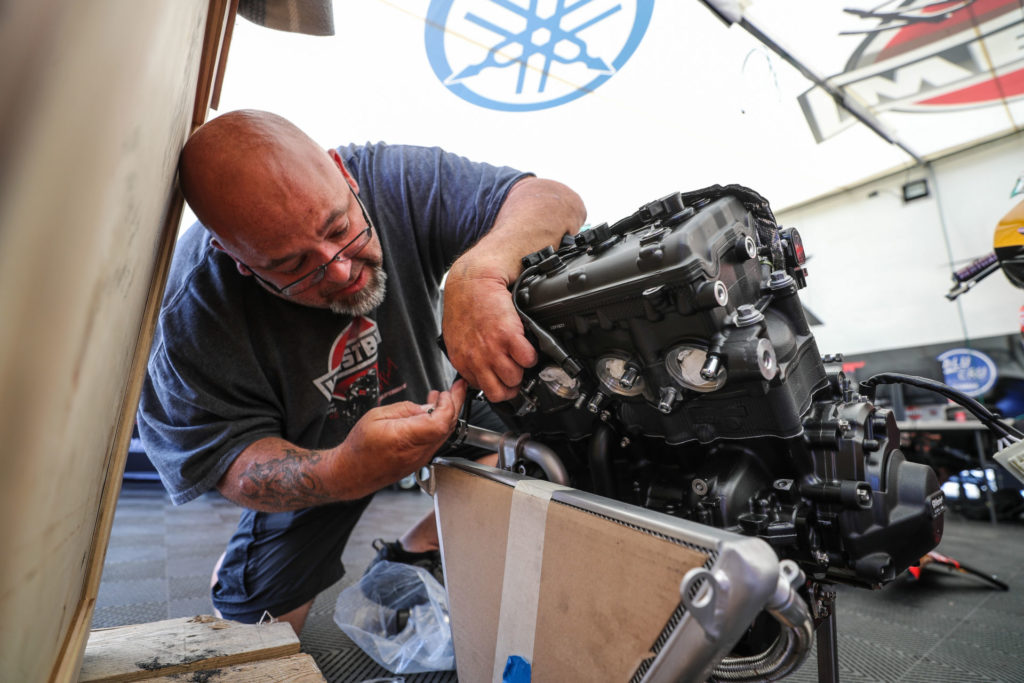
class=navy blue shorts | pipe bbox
[211,401,506,622]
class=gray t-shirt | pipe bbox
[138,142,528,504]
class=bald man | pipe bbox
[138,110,585,634]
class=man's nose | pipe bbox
[321,253,354,283]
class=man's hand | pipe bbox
[217,380,467,511]
[442,269,536,402]
[442,177,585,402]
[339,379,468,488]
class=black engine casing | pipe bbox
[492,187,945,587]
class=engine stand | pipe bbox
[813,583,840,683]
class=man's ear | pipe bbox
[210,238,252,277]
[328,148,360,194]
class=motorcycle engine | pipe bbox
[493,185,945,588]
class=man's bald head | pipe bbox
[178,110,343,255]
[176,110,385,315]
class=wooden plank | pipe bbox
[193,0,234,125]
[138,654,325,683]
[79,616,300,683]
[210,0,240,111]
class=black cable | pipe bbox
[510,265,582,377]
[859,372,1024,440]
[510,264,538,321]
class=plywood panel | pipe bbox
[0,2,230,681]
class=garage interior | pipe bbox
[5,2,1024,681]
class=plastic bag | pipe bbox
[334,560,455,674]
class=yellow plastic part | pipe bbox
[993,199,1024,249]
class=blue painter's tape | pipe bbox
[503,655,532,683]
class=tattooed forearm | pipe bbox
[237,446,336,510]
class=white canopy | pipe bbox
[214,0,1024,223]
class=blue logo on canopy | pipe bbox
[937,348,998,397]
[424,0,654,112]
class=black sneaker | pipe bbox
[367,538,445,586]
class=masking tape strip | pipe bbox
[492,479,571,681]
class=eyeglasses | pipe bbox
[240,182,375,296]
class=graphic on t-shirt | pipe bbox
[315,318,381,422]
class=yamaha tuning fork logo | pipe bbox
[800,0,1024,142]
[425,0,654,111]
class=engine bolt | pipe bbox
[619,437,630,448]
[734,304,764,327]
[836,419,851,434]
[692,478,709,496]
[657,386,678,414]
[857,488,872,507]
[768,269,795,291]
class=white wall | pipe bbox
[777,135,1024,356]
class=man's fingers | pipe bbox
[492,354,526,390]
[425,389,440,408]
[432,381,466,421]
[450,328,536,403]
[508,333,538,369]
[417,379,467,428]
[449,378,468,409]
[477,371,519,403]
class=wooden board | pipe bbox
[140,654,325,682]
[79,616,301,683]
[0,3,235,681]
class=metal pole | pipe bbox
[975,429,999,525]
[815,585,840,683]
[697,1,924,165]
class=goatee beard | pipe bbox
[329,266,387,317]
